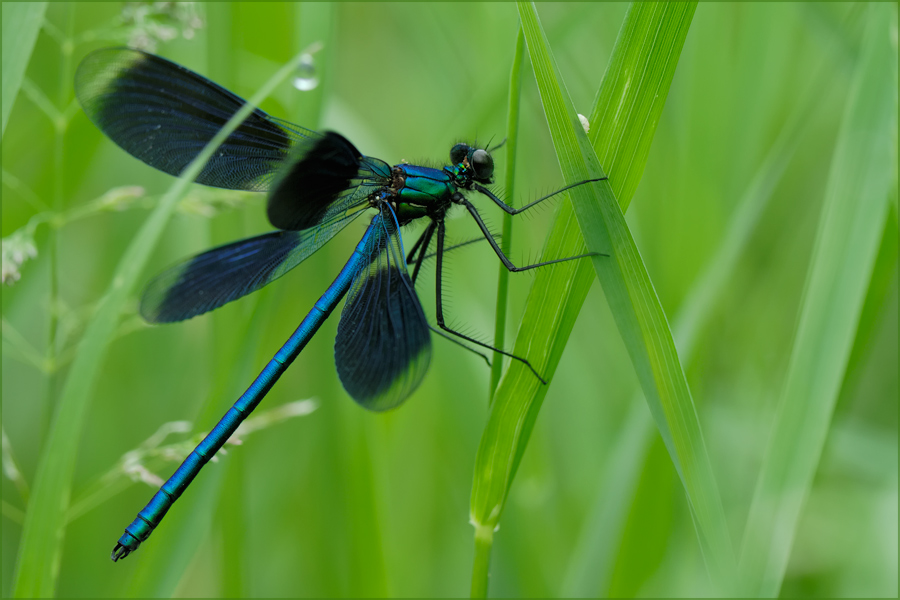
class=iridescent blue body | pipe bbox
[75,47,602,561]
[116,213,423,552]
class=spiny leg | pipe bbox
[433,218,547,384]
[406,221,435,265]
[409,221,436,286]
[410,228,501,281]
[428,325,491,368]
[417,231,501,262]
[408,224,493,367]
[460,198,603,272]
[420,235,487,261]
[474,177,607,215]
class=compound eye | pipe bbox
[450,143,470,165]
[471,149,493,180]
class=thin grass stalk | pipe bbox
[470,524,494,598]
[203,6,246,596]
[473,29,526,596]
[11,49,310,598]
[208,7,240,594]
[43,4,75,452]
[489,27,525,404]
[488,27,525,404]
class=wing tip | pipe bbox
[75,47,147,115]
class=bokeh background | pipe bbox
[2,2,896,597]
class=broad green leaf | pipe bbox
[1,2,47,138]
[11,50,309,598]
[739,3,898,596]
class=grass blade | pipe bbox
[518,1,734,589]
[1,2,47,138]
[562,62,825,594]
[468,2,738,595]
[739,4,898,595]
[11,50,308,598]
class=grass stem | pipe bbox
[489,27,525,404]
[470,524,494,598]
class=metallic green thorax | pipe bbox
[381,144,493,225]
[391,164,457,224]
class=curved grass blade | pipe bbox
[469,2,740,595]
[561,58,829,594]
[739,4,898,595]
[10,50,309,598]
[523,2,735,589]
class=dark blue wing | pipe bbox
[334,207,432,411]
[76,48,393,232]
[141,209,366,323]
[75,47,311,191]
[267,132,392,231]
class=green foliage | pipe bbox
[2,3,896,597]
[471,3,739,596]
[10,40,309,597]
[739,4,898,596]
[1,2,47,137]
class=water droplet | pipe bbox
[293,47,321,91]
[293,72,319,91]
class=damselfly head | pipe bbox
[470,148,493,181]
[450,143,470,166]
[449,143,494,183]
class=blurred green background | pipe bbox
[2,2,896,597]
